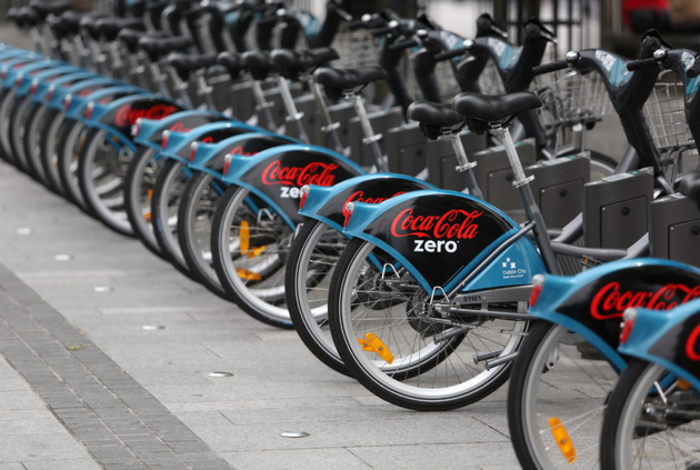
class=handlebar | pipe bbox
[687,54,700,78]
[625,57,660,72]
[532,59,569,75]
[371,25,394,36]
[388,37,419,51]
[435,47,467,62]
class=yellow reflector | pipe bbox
[147,189,153,202]
[358,332,394,364]
[678,379,693,391]
[240,220,250,255]
[236,268,262,281]
[247,245,266,259]
[549,417,576,463]
[144,190,153,221]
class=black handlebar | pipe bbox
[625,57,659,72]
[532,59,569,75]
[435,47,467,62]
[371,25,394,36]
[687,54,700,78]
[388,37,418,51]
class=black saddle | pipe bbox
[313,66,386,101]
[61,10,98,35]
[270,47,339,81]
[681,171,700,209]
[29,1,72,20]
[118,29,166,53]
[18,7,41,28]
[452,92,542,132]
[217,52,245,80]
[138,36,193,62]
[97,18,146,42]
[408,101,464,140]
[241,51,277,81]
[162,52,217,79]
[8,8,23,28]
[80,14,105,41]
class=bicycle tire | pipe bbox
[177,170,228,298]
[507,321,619,469]
[328,237,528,411]
[286,219,351,376]
[39,109,67,195]
[23,102,53,189]
[8,94,33,175]
[78,127,135,236]
[151,158,195,278]
[598,359,698,470]
[57,118,93,214]
[123,146,166,258]
[210,184,294,328]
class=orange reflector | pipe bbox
[358,333,394,364]
[678,379,693,391]
[549,417,576,463]
[247,245,266,259]
[236,268,262,281]
[240,221,250,255]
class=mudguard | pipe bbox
[299,174,436,233]
[191,133,297,176]
[1,58,64,89]
[158,121,265,163]
[28,71,97,106]
[133,111,237,150]
[619,297,700,391]
[15,65,82,98]
[531,258,700,372]
[46,77,123,111]
[342,190,544,293]
[222,144,365,228]
[86,95,185,150]
[64,86,148,121]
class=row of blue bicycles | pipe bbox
[5,0,700,467]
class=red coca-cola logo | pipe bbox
[686,322,700,361]
[342,190,407,218]
[78,88,93,97]
[115,103,178,127]
[229,146,256,157]
[590,282,700,320]
[261,161,338,187]
[390,208,482,240]
[169,122,192,133]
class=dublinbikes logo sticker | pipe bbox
[389,208,483,253]
[590,282,700,320]
[261,161,339,199]
[501,257,526,280]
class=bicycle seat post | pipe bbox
[277,74,310,143]
[307,76,344,154]
[443,133,483,200]
[164,65,193,107]
[345,90,389,173]
[491,125,560,274]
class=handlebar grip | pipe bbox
[687,55,700,79]
[347,19,366,29]
[388,38,419,52]
[435,47,467,62]
[625,57,659,72]
[532,59,569,75]
[371,25,394,36]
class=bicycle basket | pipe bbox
[643,74,694,152]
[534,70,610,129]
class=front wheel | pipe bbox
[210,185,294,328]
[600,359,700,470]
[328,237,529,411]
[507,321,619,470]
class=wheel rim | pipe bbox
[616,363,700,469]
[42,112,65,193]
[292,221,346,360]
[81,129,134,234]
[336,240,527,402]
[520,324,618,469]
[60,122,89,210]
[127,147,161,252]
[215,187,293,322]
[182,173,223,288]
[155,161,190,270]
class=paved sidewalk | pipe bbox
[0,155,517,469]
